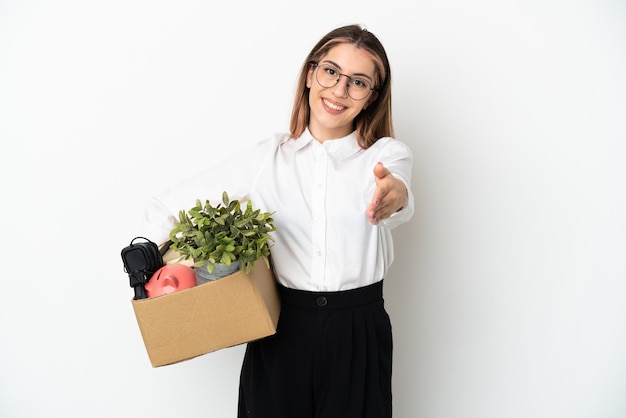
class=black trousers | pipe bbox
[238,280,393,418]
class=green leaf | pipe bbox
[168,192,276,275]
[220,253,232,265]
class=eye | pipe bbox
[351,78,370,90]
[323,65,338,76]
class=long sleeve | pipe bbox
[141,130,414,291]
[140,135,282,244]
[378,140,415,229]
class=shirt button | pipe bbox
[316,296,327,307]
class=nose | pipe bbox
[331,75,350,98]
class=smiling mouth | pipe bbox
[323,98,346,111]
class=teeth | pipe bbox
[323,99,344,111]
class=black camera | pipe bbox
[121,237,164,299]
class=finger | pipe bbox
[368,192,393,224]
[373,161,391,181]
[372,163,393,204]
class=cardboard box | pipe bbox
[132,259,280,367]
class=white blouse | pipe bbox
[142,129,414,291]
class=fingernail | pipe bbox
[375,199,380,206]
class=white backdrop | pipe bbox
[1,1,624,417]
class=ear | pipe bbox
[306,66,314,88]
[161,275,179,294]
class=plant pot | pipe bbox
[195,261,240,285]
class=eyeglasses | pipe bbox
[313,63,375,101]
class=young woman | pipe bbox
[142,24,414,418]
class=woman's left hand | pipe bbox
[367,162,408,225]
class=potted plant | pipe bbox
[168,191,276,284]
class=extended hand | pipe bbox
[367,162,408,225]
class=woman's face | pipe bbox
[306,43,377,142]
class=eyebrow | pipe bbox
[320,59,374,82]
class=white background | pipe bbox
[1,1,625,417]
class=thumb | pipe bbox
[373,162,389,181]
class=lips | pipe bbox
[322,98,346,112]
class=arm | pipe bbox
[141,135,280,243]
[366,140,414,228]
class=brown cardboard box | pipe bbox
[131,259,280,367]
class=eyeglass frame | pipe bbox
[311,62,377,101]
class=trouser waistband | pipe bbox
[278,280,383,309]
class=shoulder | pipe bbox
[368,137,413,159]
[254,132,292,151]
[246,133,295,169]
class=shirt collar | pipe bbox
[291,128,362,160]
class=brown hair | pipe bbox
[289,24,394,148]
